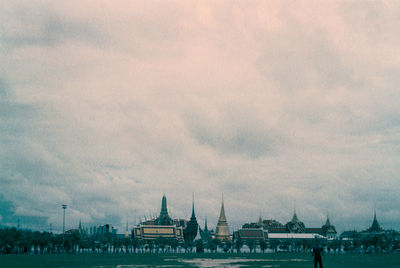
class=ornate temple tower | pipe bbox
[215,195,231,241]
[156,194,173,225]
[184,193,198,242]
[321,215,337,238]
[368,211,383,232]
[285,210,306,233]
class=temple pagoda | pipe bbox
[215,195,231,241]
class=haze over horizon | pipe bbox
[1,0,400,234]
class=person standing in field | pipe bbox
[312,239,324,268]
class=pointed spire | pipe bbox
[161,194,168,215]
[191,192,196,220]
[325,215,331,226]
[204,217,208,231]
[369,210,382,231]
[216,193,230,241]
[157,194,173,225]
[291,209,299,222]
[218,194,227,223]
[125,220,130,238]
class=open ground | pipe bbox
[1,253,400,268]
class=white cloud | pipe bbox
[1,0,400,233]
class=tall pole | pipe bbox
[62,204,67,251]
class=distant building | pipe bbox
[340,230,358,241]
[215,196,231,241]
[285,211,306,233]
[199,217,213,242]
[124,221,130,239]
[341,211,386,240]
[183,195,198,243]
[133,194,197,243]
[241,212,337,241]
[233,228,267,244]
[155,194,174,225]
[340,212,395,253]
[321,216,337,239]
[361,211,384,235]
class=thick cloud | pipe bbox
[1,0,400,234]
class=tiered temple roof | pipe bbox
[322,216,337,238]
[285,211,306,233]
[366,211,383,233]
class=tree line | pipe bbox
[1,226,400,254]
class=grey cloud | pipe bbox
[0,78,12,98]
[340,1,400,42]
[185,110,284,159]
[256,29,352,92]
[1,1,400,234]
[1,10,104,48]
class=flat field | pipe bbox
[1,253,400,268]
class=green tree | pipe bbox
[170,239,178,253]
[269,239,280,253]
[246,239,255,253]
[260,240,267,253]
[195,239,204,253]
[132,237,140,253]
[234,237,244,253]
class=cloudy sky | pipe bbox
[1,0,400,234]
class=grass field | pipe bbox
[1,253,400,268]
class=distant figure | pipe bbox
[312,240,324,268]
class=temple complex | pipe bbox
[133,194,198,243]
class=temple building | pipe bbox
[285,211,306,233]
[199,217,213,242]
[233,228,267,244]
[155,194,174,225]
[215,196,231,241]
[183,194,199,243]
[321,216,337,239]
[133,194,198,243]
[359,211,385,236]
[341,211,388,241]
[366,211,383,233]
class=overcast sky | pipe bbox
[1,0,400,234]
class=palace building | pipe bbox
[238,211,337,243]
